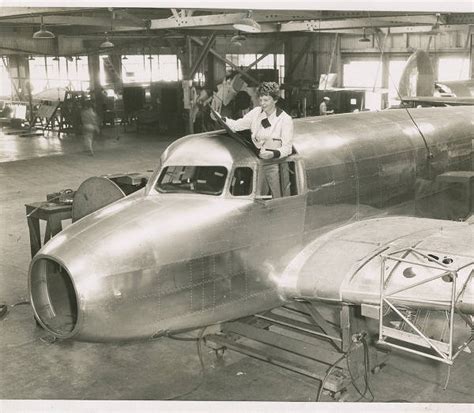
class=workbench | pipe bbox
[25,202,72,257]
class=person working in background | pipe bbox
[319,96,334,116]
[223,82,294,198]
[81,100,100,156]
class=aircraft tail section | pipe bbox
[398,50,435,98]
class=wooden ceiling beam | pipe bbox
[380,24,472,34]
[113,10,149,28]
[446,14,474,25]
[0,7,97,19]
[369,15,439,24]
[148,11,326,30]
[0,15,141,28]
[280,18,421,32]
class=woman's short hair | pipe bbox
[257,82,280,101]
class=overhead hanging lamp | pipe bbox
[100,34,114,49]
[230,32,247,47]
[233,11,261,33]
[359,28,371,43]
[427,13,443,36]
[100,10,115,49]
[32,15,55,39]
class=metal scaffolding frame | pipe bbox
[378,247,473,365]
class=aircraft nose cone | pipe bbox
[30,256,80,339]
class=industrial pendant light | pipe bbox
[359,28,371,43]
[100,34,114,49]
[233,11,261,33]
[230,32,247,47]
[32,15,55,39]
[427,13,443,36]
[100,10,115,49]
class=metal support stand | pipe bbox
[205,302,388,399]
[378,247,474,365]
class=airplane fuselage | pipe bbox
[29,107,473,341]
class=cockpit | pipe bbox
[156,166,229,196]
[149,132,303,200]
[155,165,254,197]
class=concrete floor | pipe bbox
[0,125,473,406]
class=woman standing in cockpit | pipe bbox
[222,82,294,198]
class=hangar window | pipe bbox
[388,59,408,105]
[343,60,382,89]
[230,167,253,196]
[437,57,470,81]
[0,58,12,98]
[156,166,228,196]
[29,56,89,93]
[225,54,285,86]
[67,57,90,91]
[118,54,182,85]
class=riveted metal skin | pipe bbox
[29,107,473,342]
[279,216,474,314]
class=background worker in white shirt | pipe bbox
[319,96,334,116]
[223,82,294,198]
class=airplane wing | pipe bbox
[276,216,473,362]
[278,216,473,314]
[32,87,67,102]
[400,96,474,106]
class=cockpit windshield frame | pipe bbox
[156,165,229,196]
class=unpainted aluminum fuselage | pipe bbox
[29,106,474,341]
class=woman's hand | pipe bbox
[259,149,274,160]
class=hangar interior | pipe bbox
[0,6,473,404]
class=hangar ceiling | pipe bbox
[0,8,472,56]
[1,8,473,35]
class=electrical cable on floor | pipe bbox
[318,331,412,403]
[0,304,8,320]
[345,335,375,402]
[0,300,31,321]
[11,301,30,307]
[315,353,347,402]
[164,326,208,400]
[362,336,375,401]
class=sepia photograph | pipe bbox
[0,1,473,412]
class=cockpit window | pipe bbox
[156,166,228,195]
[230,167,253,196]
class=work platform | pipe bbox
[206,302,389,400]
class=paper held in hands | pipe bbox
[209,106,223,122]
[210,106,235,136]
[208,107,259,156]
